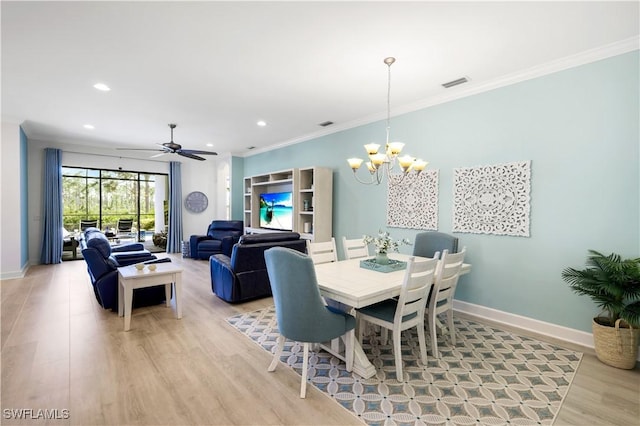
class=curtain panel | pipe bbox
[40,148,63,264]
[167,161,183,253]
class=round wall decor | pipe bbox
[185,191,208,213]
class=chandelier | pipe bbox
[347,57,428,185]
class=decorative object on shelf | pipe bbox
[561,250,640,369]
[360,257,407,273]
[363,229,411,265]
[387,170,439,230]
[453,160,531,237]
[185,191,208,213]
[346,57,428,186]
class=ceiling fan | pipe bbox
[118,124,218,161]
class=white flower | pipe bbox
[363,229,411,254]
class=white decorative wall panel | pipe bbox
[387,169,439,230]
[453,161,531,237]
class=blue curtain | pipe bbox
[167,161,183,253]
[40,148,63,264]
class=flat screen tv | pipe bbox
[259,191,293,231]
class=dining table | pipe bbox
[313,253,471,378]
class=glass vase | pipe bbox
[375,252,389,265]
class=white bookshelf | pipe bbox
[243,167,332,242]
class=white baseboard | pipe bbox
[453,299,594,349]
[0,262,29,280]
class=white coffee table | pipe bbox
[117,262,183,331]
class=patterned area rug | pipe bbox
[226,306,582,426]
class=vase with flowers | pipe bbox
[363,229,411,265]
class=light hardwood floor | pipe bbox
[1,254,638,425]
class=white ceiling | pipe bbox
[2,1,639,158]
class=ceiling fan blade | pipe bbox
[150,152,167,158]
[180,149,218,156]
[116,148,166,152]
[177,151,206,161]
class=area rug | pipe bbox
[226,306,582,426]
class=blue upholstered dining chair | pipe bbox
[427,247,467,358]
[356,256,439,381]
[413,231,458,258]
[264,246,356,398]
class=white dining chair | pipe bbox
[306,238,338,265]
[356,255,439,381]
[341,236,369,260]
[427,247,467,358]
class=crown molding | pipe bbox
[242,36,639,158]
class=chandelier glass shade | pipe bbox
[347,57,428,185]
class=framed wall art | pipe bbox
[453,160,531,237]
[387,169,439,230]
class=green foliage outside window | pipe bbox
[62,167,165,234]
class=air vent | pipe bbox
[318,121,334,127]
[442,77,469,88]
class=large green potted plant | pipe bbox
[561,250,640,369]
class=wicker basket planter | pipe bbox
[592,317,639,370]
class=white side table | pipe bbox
[117,262,183,331]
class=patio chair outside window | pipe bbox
[116,219,135,239]
[80,219,98,231]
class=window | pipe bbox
[62,167,168,241]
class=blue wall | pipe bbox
[20,126,29,268]
[240,51,639,333]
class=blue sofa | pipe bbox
[189,220,244,260]
[81,228,166,310]
[209,232,307,303]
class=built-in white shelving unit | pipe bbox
[244,167,333,242]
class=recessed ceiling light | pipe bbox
[257,120,267,127]
[206,143,214,147]
[93,83,111,91]
[83,124,95,130]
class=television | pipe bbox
[259,191,293,231]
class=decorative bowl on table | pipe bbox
[134,263,144,271]
[147,264,157,271]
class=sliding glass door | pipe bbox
[62,167,168,241]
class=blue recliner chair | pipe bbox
[209,232,307,303]
[190,220,244,260]
[264,247,356,398]
[81,228,166,311]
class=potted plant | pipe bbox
[152,231,168,250]
[561,250,640,369]
[363,229,411,265]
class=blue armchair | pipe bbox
[209,232,306,303]
[189,220,244,260]
[81,228,166,310]
[264,247,355,398]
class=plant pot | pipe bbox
[375,253,389,265]
[592,317,639,369]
